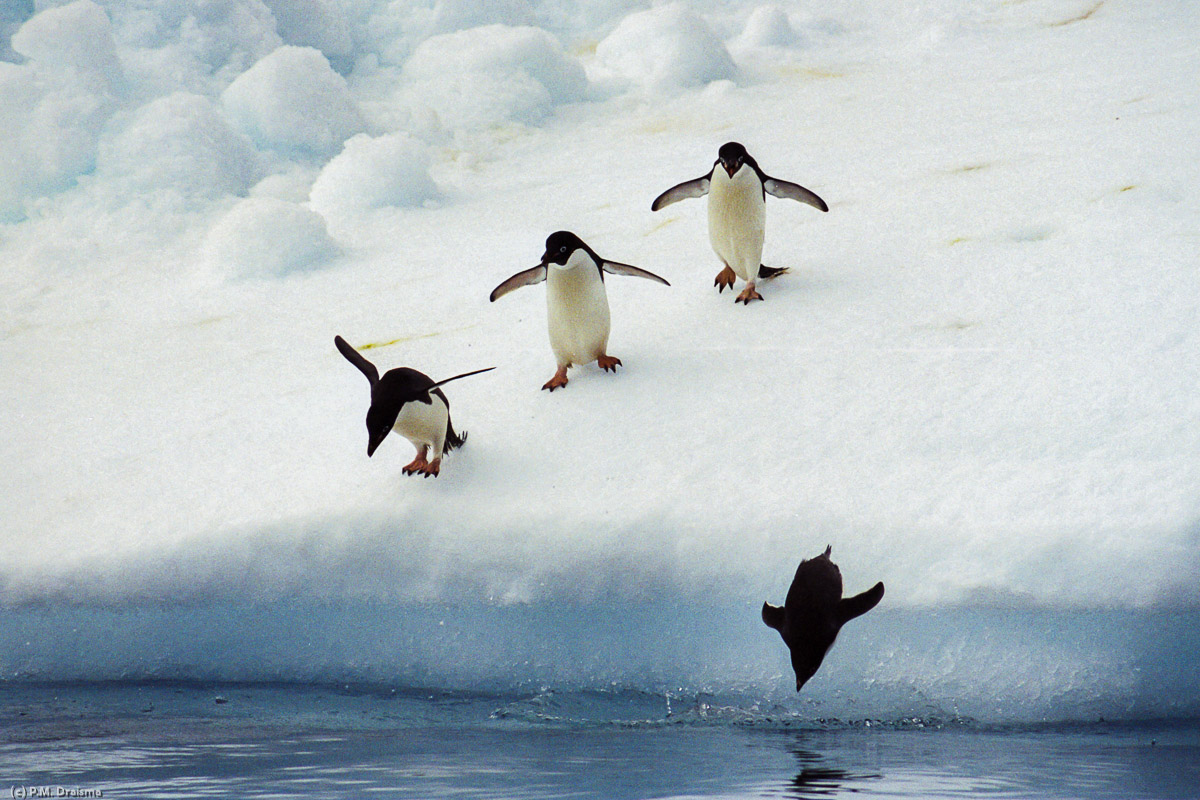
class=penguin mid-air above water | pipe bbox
[489,231,670,392]
[762,546,884,691]
[334,335,493,477]
[651,142,828,304]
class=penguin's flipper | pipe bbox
[837,582,884,625]
[334,335,379,385]
[763,178,829,212]
[601,260,671,286]
[490,265,547,302]
[428,367,496,391]
[762,602,785,631]
[651,175,711,211]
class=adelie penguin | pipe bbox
[489,231,670,391]
[762,546,884,691]
[334,335,493,477]
[651,142,828,304]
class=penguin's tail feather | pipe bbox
[444,419,467,453]
[758,265,790,280]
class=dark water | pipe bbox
[1,683,1197,799]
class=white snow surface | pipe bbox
[1,0,1199,702]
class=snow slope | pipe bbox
[2,0,1198,719]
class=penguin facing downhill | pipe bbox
[762,546,884,691]
[489,231,670,392]
[651,142,828,304]
[334,335,493,477]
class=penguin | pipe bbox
[489,231,670,392]
[651,141,828,304]
[334,335,493,477]
[762,545,884,691]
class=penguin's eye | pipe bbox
[559,246,567,253]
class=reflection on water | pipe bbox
[777,745,881,798]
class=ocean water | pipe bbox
[2,682,1197,799]
[3,603,1198,798]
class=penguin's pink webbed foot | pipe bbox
[736,283,764,304]
[402,449,430,475]
[418,458,441,478]
[714,265,736,293]
[597,354,622,373]
[542,366,569,392]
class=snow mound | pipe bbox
[399,24,587,132]
[96,92,261,202]
[0,0,123,218]
[429,0,536,35]
[735,5,803,50]
[309,133,439,219]
[260,0,354,73]
[221,45,366,158]
[204,196,339,280]
[10,0,123,82]
[593,4,736,94]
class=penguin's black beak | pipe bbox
[722,159,739,178]
[367,429,387,457]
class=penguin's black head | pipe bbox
[789,633,836,692]
[718,141,750,178]
[364,404,394,457]
[541,230,588,266]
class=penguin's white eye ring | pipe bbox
[559,246,567,253]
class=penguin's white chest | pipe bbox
[545,253,611,367]
[708,167,766,282]
[393,394,449,455]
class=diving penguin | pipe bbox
[334,335,493,477]
[651,142,828,304]
[762,545,884,691]
[489,231,670,391]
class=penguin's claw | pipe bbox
[419,459,441,478]
[714,265,736,293]
[402,456,429,475]
[736,286,764,304]
[597,355,622,373]
[542,369,569,392]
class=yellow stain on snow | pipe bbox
[645,216,679,235]
[359,324,480,351]
[775,65,845,80]
[1048,1,1104,27]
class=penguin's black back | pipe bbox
[371,367,439,415]
[786,548,843,612]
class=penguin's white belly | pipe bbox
[546,263,611,367]
[393,395,448,456]
[708,169,766,282]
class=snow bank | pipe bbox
[222,45,366,158]
[203,196,339,279]
[309,132,438,219]
[593,4,737,94]
[399,24,587,131]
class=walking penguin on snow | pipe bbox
[762,546,884,691]
[651,142,828,304]
[334,335,493,477]
[489,231,670,392]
